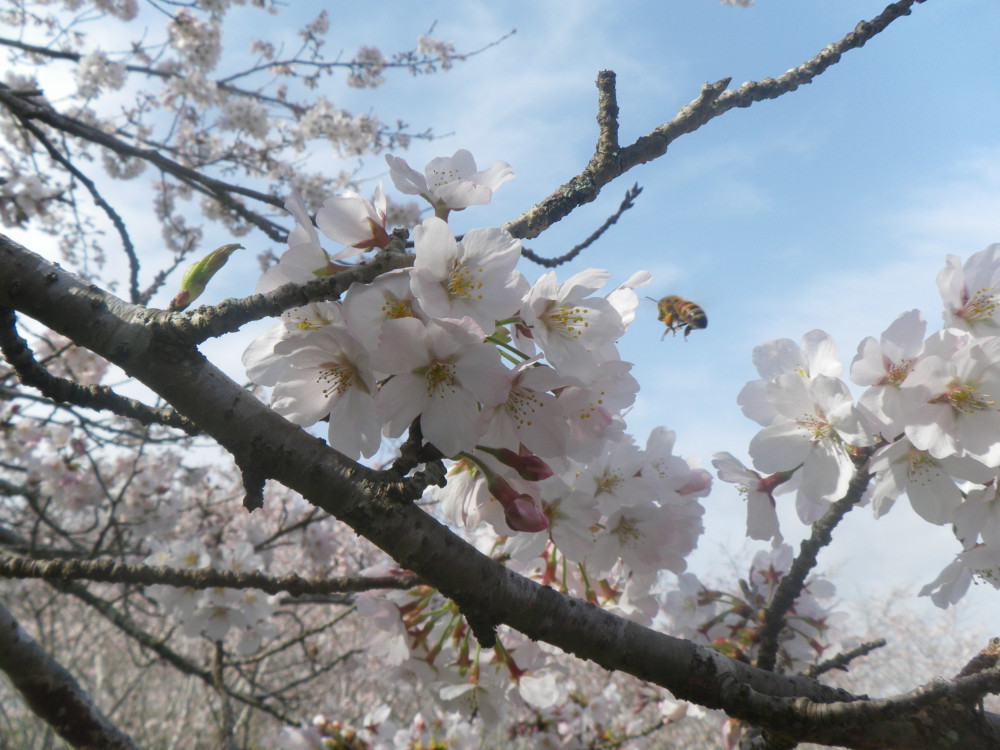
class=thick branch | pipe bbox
[0,598,137,750]
[0,308,199,434]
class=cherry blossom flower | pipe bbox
[341,268,424,344]
[256,194,331,293]
[372,317,510,457]
[385,149,513,216]
[410,217,524,330]
[851,309,926,432]
[517,268,626,372]
[537,485,600,564]
[898,332,1000,465]
[867,438,991,524]
[712,451,788,542]
[558,360,638,461]
[938,243,1000,332]
[662,572,716,639]
[269,327,381,459]
[749,373,872,523]
[575,440,649,514]
[588,501,699,576]
[738,329,842,427]
[242,301,343,387]
[478,360,571,458]
[643,427,707,502]
[315,183,390,253]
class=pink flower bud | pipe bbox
[493,446,554,481]
[503,496,549,533]
[487,475,549,533]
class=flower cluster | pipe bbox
[244,150,706,547]
[240,150,723,739]
[722,243,1000,607]
[662,545,843,671]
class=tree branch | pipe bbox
[0,598,137,750]
[0,308,199,434]
[0,554,420,597]
[520,183,643,268]
[0,82,288,241]
[502,0,927,241]
[755,464,872,673]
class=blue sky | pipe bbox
[12,1,1000,627]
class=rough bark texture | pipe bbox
[0,600,137,750]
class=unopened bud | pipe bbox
[169,243,243,311]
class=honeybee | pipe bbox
[648,295,707,340]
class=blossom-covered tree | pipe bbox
[1,1,999,749]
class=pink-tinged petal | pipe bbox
[752,338,802,380]
[425,316,487,354]
[375,373,426,439]
[316,191,375,247]
[454,345,509,407]
[271,374,334,425]
[385,154,428,195]
[559,268,611,301]
[904,462,961,525]
[284,193,318,244]
[800,329,841,378]
[327,388,382,459]
[408,267,451,320]
[919,558,972,608]
[746,489,781,542]
[243,324,293,386]
[421,386,482,457]
[433,181,492,209]
[459,226,521,270]
[801,441,853,504]
[749,421,810,473]
[371,318,432,374]
[712,452,757,485]
[371,182,387,217]
[850,337,888,386]
[955,408,1000,466]
[905,406,960,459]
[469,160,515,191]
[880,309,925,361]
[412,216,459,276]
[425,149,478,187]
[737,379,779,426]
